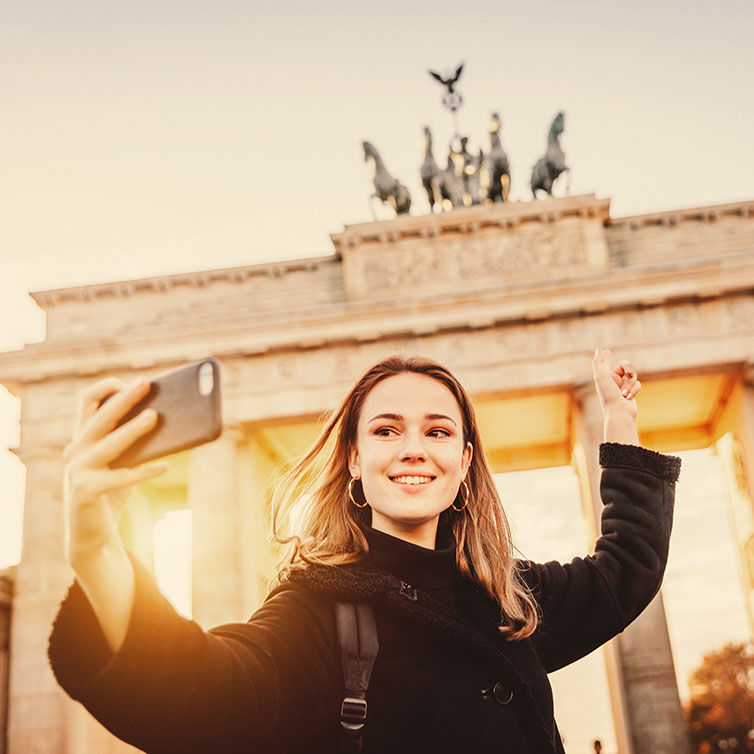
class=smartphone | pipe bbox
[103,358,223,469]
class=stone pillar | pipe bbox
[6,443,69,754]
[188,427,246,628]
[711,367,754,634]
[571,385,690,754]
[1,571,13,754]
[239,436,282,620]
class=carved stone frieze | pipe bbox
[726,296,754,330]
[345,218,598,302]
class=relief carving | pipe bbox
[555,318,585,350]
[726,296,754,330]
[610,311,642,343]
[356,223,588,296]
[644,308,671,341]
[494,326,531,356]
[666,303,700,336]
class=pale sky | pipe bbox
[1,1,753,750]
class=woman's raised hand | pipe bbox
[592,348,641,445]
[64,376,168,569]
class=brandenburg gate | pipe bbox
[1,194,753,753]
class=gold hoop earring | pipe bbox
[451,480,470,512]
[348,477,368,508]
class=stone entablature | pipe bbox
[606,200,754,269]
[31,256,344,344]
[6,292,754,454]
[11,196,753,358]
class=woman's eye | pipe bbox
[428,428,451,438]
[374,427,396,437]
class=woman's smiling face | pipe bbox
[348,372,473,548]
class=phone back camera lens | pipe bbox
[198,362,215,396]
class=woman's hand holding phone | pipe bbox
[64,376,169,566]
[63,376,169,652]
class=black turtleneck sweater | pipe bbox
[362,511,460,610]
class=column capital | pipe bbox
[743,362,754,388]
[572,381,605,427]
[572,381,596,406]
[221,425,247,445]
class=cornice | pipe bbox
[572,381,599,406]
[1,255,753,387]
[29,254,338,309]
[607,199,754,231]
[331,194,610,252]
[25,197,754,310]
[743,363,754,388]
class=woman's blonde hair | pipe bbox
[271,355,538,639]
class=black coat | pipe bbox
[48,443,681,753]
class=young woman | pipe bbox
[49,349,680,753]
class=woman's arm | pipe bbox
[523,349,680,672]
[53,377,341,752]
[524,443,680,672]
[49,556,341,753]
[63,376,168,652]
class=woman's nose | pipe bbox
[399,431,426,462]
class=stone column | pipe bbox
[238,435,281,620]
[188,427,246,629]
[6,443,69,754]
[1,572,13,754]
[712,367,754,634]
[571,385,690,754]
[740,367,754,629]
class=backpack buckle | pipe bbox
[340,696,368,731]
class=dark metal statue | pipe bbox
[531,111,569,198]
[428,62,465,113]
[362,140,412,215]
[485,112,511,203]
[437,151,465,210]
[428,61,466,152]
[420,126,442,212]
[459,136,483,206]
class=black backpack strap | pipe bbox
[334,601,379,754]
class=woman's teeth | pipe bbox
[391,476,433,485]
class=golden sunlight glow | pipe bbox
[153,510,193,618]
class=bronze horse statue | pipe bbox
[420,126,442,212]
[485,112,511,203]
[531,111,569,198]
[363,141,411,215]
